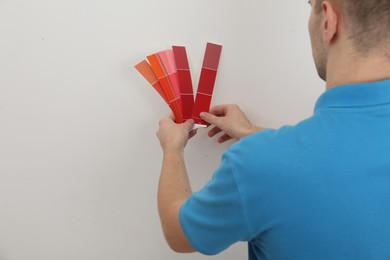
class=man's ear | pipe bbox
[321,1,339,44]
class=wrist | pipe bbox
[252,125,264,133]
[242,124,263,138]
[162,146,185,155]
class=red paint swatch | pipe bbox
[192,43,222,125]
[147,54,184,123]
[173,46,194,121]
[192,94,212,121]
[135,43,223,126]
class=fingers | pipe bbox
[218,134,232,143]
[189,129,198,139]
[209,104,228,116]
[200,112,219,125]
[184,119,195,131]
[208,126,222,137]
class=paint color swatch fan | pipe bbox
[135,42,222,127]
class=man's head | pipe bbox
[308,0,390,81]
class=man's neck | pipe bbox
[326,48,390,90]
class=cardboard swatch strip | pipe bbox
[134,60,168,104]
[192,43,222,125]
[135,42,222,126]
[173,46,194,121]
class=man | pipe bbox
[156,0,390,259]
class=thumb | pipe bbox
[200,112,219,125]
[184,119,195,131]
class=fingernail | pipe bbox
[200,112,206,118]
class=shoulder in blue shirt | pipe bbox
[180,79,390,259]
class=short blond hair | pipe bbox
[316,0,390,52]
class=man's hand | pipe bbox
[156,113,197,153]
[200,104,263,143]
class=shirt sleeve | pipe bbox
[179,150,254,255]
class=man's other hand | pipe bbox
[200,104,263,143]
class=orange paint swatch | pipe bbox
[135,60,168,104]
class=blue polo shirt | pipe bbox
[179,79,390,259]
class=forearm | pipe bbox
[158,150,194,252]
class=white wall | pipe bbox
[0,0,324,259]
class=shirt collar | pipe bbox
[315,78,390,112]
